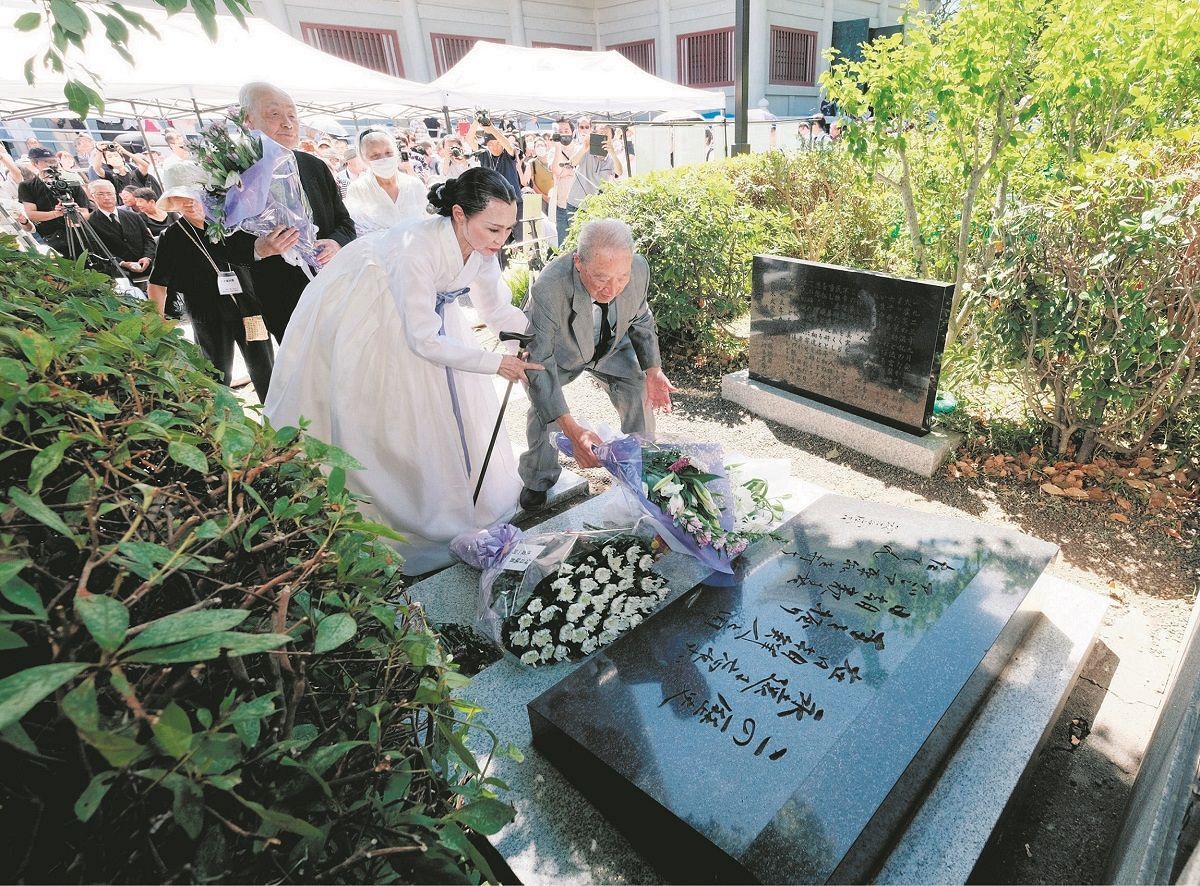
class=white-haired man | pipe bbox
[518,218,677,510]
[213,82,356,341]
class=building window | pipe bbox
[769,26,818,86]
[533,41,591,51]
[677,28,734,88]
[430,33,504,76]
[609,39,656,75]
[300,23,404,78]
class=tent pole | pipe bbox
[191,98,205,129]
[441,103,451,136]
[129,101,162,183]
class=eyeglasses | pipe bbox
[578,124,592,130]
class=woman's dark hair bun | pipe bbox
[428,167,516,218]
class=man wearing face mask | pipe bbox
[343,130,431,235]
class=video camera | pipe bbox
[449,146,464,159]
[553,133,573,145]
[42,165,78,212]
[474,108,491,127]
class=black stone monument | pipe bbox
[749,256,954,435]
[528,495,1057,884]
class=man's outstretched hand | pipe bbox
[645,367,678,412]
[559,414,604,469]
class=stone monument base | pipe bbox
[412,485,1106,885]
[722,370,962,478]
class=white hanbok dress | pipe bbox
[264,215,528,574]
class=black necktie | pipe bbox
[594,301,614,362]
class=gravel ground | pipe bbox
[497,358,1197,884]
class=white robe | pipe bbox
[343,171,430,235]
[264,216,528,575]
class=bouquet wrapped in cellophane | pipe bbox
[556,433,786,573]
[450,522,671,668]
[192,111,318,272]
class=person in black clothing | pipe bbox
[17,147,93,256]
[90,141,161,196]
[465,117,528,266]
[211,82,356,342]
[130,186,178,237]
[147,165,274,402]
[86,179,156,289]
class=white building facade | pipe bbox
[247,0,911,115]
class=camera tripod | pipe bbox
[59,202,128,282]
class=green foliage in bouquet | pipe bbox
[0,242,515,883]
[192,110,263,244]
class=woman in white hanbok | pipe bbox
[343,130,430,235]
[264,169,541,574]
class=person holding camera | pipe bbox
[90,141,160,197]
[563,119,622,235]
[466,111,528,257]
[343,130,430,235]
[437,135,473,180]
[18,147,92,256]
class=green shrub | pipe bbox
[567,162,759,362]
[503,264,531,307]
[565,152,904,364]
[959,137,1200,462]
[726,150,906,275]
[0,243,514,882]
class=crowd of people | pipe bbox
[0,82,678,573]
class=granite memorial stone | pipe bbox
[749,256,953,435]
[527,494,1058,883]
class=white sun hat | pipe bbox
[156,161,211,212]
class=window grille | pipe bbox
[676,29,734,88]
[431,34,504,76]
[769,26,818,86]
[609,39,656,75]
[300,23,404,77]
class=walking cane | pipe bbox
[473,330,535,505]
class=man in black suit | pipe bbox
[87,179,156,288]
[215,82,356,342]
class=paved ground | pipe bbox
[492,362,1195,885]
[232,315,1196,883]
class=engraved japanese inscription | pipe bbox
[528,495,1057,883]
[749,256,954,435]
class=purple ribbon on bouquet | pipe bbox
[449,523,524,570]
[555,433,737,574]
[436,287,472,478]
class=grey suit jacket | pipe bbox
[525,251,663,425]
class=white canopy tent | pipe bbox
[0,4,436,120]
[408,42,726,117]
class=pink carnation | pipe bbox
[668,457,691,473]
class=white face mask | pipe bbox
[368,155,398,178]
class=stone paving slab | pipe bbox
[431,480,1106,885]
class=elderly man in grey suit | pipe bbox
[518,218,677,510]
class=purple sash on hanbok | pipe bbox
[435,287,472,477]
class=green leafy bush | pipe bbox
[566,152,903,364]
[567,163,759,362]
[0,243,514,882]
[959,137,1200,462]
[502,265,531,307]
[726,150,905,275]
